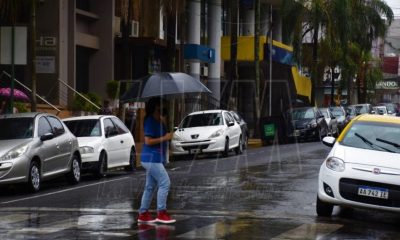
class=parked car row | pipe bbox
[0,113,136,192]
[0,109,249,192]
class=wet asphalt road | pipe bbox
[0,142,400,239]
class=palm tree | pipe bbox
[348,0,393,103]
[282,0,329,105]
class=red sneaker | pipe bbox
[138,211,156,223]
[156,210,176,224]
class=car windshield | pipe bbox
[330,108,344,117]
[341,122,400,153]
[289,108,315,120]
[0,118,34,139]
[180,113,223,128]
[321,109,329,118]
[354,105,369,114]
[64,119,101,137]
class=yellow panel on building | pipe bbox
[221,36,293,61]
[291,66,312,102]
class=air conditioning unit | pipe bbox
[130,20,139,37]
[114,16,121,37]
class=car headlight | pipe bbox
[326,157,345,172]
[0,143,29,161]
[209,129,224,138]
[79,146,94,154]
[172,134,183,141]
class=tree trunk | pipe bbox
[330,67,335,106]
[30,0,37,112]
[311,26,319,106]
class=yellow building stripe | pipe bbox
[221,36,293,61]
[291,67,312,102]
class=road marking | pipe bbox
[176,220,247,239]
[0,213,38,225]
[0,176,131,205]
[271,223,343,240]
[0,207,315,221]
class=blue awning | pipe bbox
[184,44,215,63]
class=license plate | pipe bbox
[294,130,300,137]
[358,186,389,199]
[190,149,201,154]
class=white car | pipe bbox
[171,110,243,157]
[317,114,400,216]
[320,108,339,137]
[63,115,136,177]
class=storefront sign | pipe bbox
[36,56,55,74]
[376,80,399,90]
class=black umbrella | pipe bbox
[120,72,211,103]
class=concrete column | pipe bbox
[187,0,201,81]
[260,5,270,36]
[243,9,254,36]
[186,0,201,112]
[208,0,222,106]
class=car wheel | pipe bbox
[96,151,107,178]
[222,138,229,157]
[235,136,243,155]
[124,147,136,172]
[67,155,81,185]
[27,161,41,192]
[316,196,333,217]
[243,135,248,150]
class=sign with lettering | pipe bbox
[376,80,399,90]
[36,56,55,74]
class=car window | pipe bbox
[180,113,223,128]
[341,122,400,153]
[231,112,241,122]
[64,119,101,137]
[0,117,34,139]
[38,117,53,137]
[289,108,315,120]
[47,116,65,137]
[331,108,344,117]
[321,110,329,118]
[103,118,117,137]
[224,113,233,125]
[111,117,129,134]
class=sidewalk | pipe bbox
[247,138,263,148]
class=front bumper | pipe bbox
[171,136,225,155]
[0,156,30,184]
[318,164,400,212]
[288,127,318,139]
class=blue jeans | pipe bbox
[139,162,171,213]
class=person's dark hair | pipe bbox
[145,97,168,118]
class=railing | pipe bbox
[2,71,61,114]
[58,79,101,111]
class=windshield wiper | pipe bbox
[354,133,395,153]
[376,138,400,149]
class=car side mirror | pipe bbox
[40,132,54,141]
[322,136,336,147]
[331,116,336,119]
[228,121,235,127]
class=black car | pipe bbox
[286,107,329,141]
[230,111,249,149]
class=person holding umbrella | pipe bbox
[137,97,175,224]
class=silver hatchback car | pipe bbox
[0,112,81,192]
